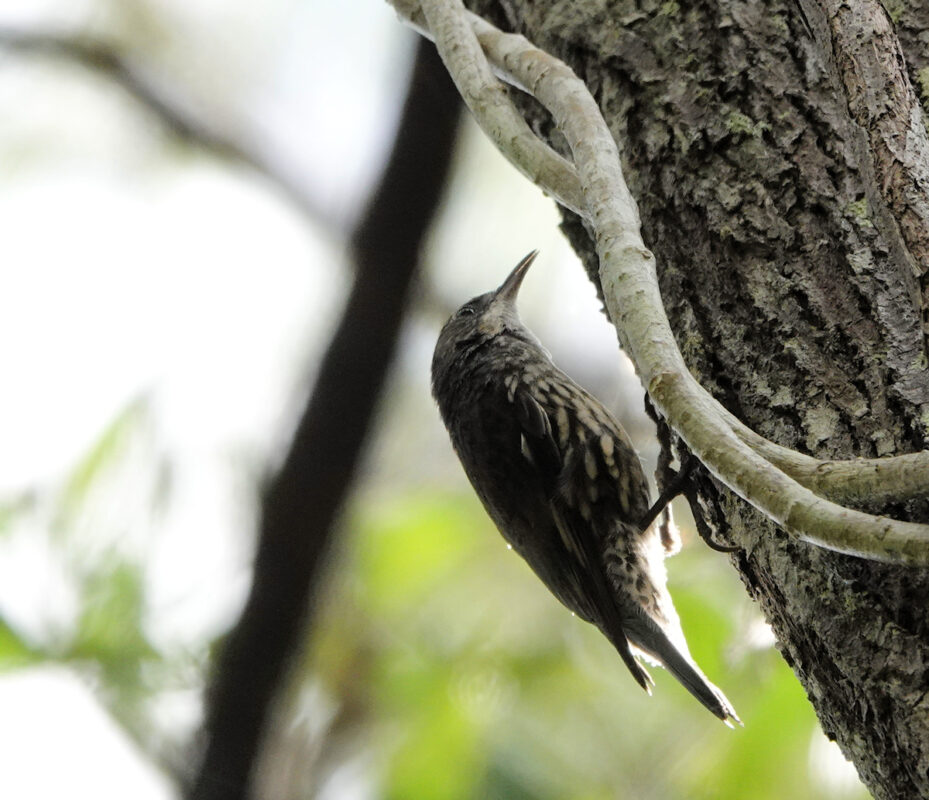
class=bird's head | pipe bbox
[433,250,539,368]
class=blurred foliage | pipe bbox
[53,397,147,530]
[295,488,870,800]
[0,324,871,800]
[0,397,200,772]
[0,613,42,669]
[66,557,158,727]
[0,396,872,796]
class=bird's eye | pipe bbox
[457,306,475,318]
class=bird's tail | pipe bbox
[625,611,741,725]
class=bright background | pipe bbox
[0,0,869,797]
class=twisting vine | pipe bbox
[388,0,929,565]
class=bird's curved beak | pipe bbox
[494,250,539,305]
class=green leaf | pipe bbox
[67,556,156,693]
[54,396,148,528]
[0,614,41,669]
[354,492,482,616]
[383,670,484,800]
[0,493,34,540]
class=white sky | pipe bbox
[0,667,175,799]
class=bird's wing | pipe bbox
[512,383,738,722]
[511,389,596,618]
[513,387,654,692]
[513,388,562,476]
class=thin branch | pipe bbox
[715,399,929,506]
[388,4,583,213]
[394,0,929,565]
[656,387,929,507]
[0,28,341,235]
[186,40,462,800]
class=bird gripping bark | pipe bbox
[431,251,739,724]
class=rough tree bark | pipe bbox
[461,1,929,798]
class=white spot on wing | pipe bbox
[584,448,597,480]
[555,406,570,445]
[520,433,534,464]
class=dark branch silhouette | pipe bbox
[0,27,339,234]
[186,39,462,800]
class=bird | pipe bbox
[431,250,739,724]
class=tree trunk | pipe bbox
[467,1,929,798]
